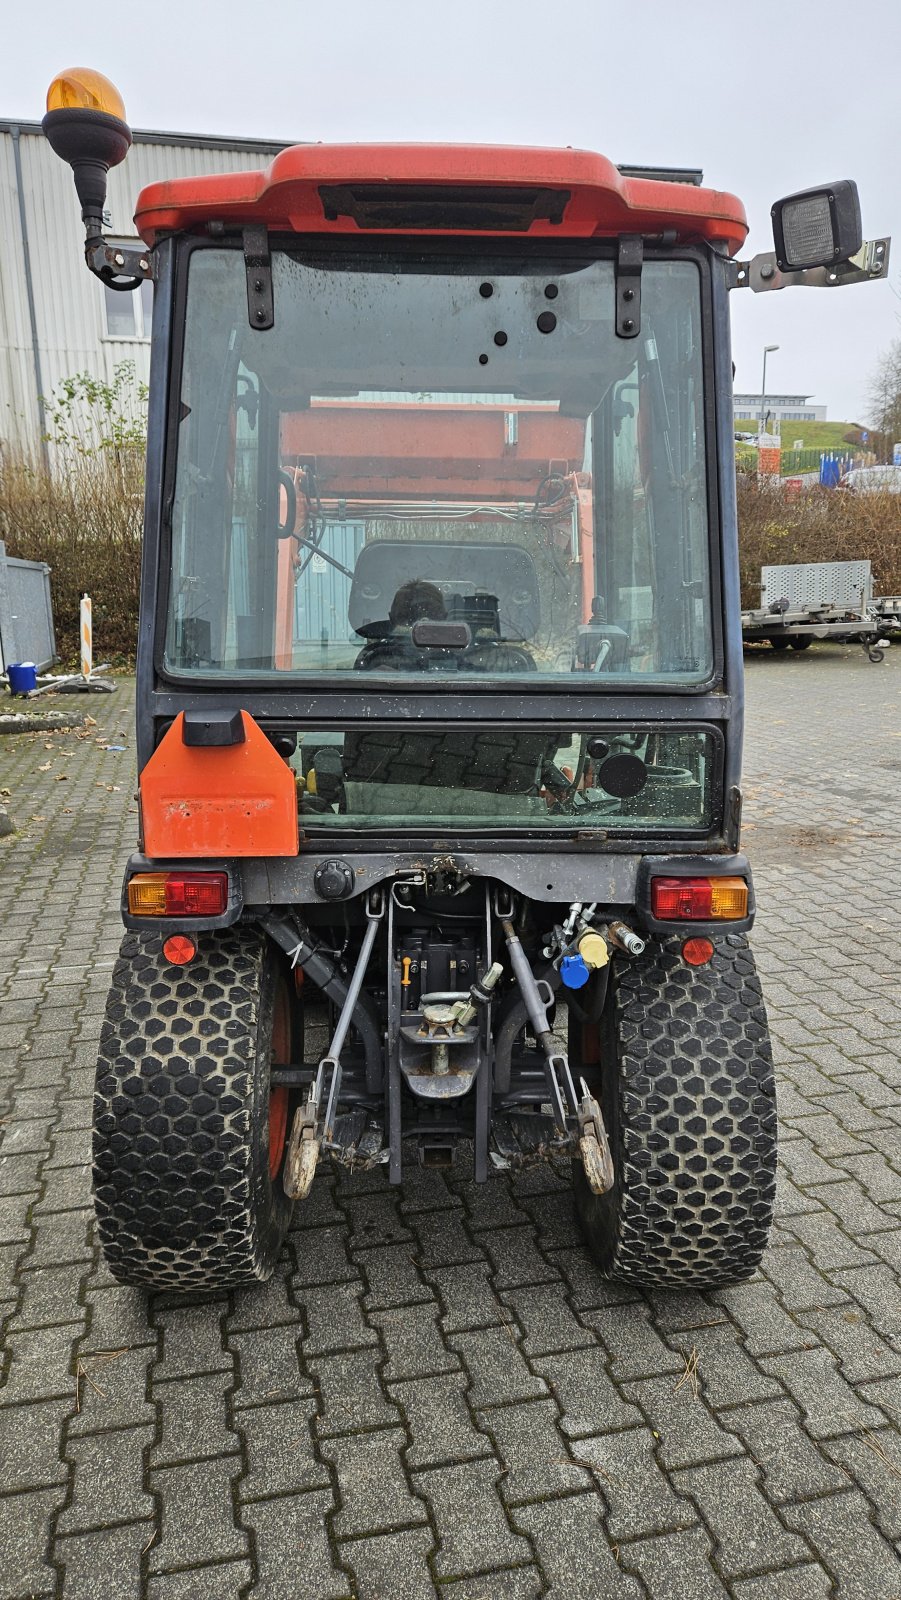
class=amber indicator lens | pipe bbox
[651,876,748,921]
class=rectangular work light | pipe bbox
[127,871,228,917]
[771,181,862,271]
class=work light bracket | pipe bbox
[730,235,890,293]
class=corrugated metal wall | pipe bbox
[0,126,281,455]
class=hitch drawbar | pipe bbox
[499,918,614,1196]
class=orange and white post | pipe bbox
[80,594,92,680]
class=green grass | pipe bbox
[734,418,862,451]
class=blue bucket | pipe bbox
[7,662,37,695]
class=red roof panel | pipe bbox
[134,143,747,252]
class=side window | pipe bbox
[102,268,152,339]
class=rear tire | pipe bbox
[572,933,776,1288]
[93,925,297,1292]
[769,637,790,651]
[790,637,812,652]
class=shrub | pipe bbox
[736,476,901,609]
[0,363,146,662]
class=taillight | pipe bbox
[127,871,228,917]
[651,875,748,921]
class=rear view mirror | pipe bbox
[771,181,862,271]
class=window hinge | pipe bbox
[244,225,273,330]
[615,236,643,339]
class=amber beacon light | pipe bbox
[42,69,132,234]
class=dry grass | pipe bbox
[0,447,143,663]
[737,478,901,609]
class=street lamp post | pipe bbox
[759,343,779,440]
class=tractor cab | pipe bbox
[43,69,891,1294]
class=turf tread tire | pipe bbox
[93,925,293,1292]
[573,933,776,1288]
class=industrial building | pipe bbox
[733,392,827,425]
[0,120,285,459]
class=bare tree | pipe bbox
[869,338,901,456]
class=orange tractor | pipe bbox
[43,69,890,1291]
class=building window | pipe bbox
[103,274,152,340]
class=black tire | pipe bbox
[572,933,776,1288]
[93,925,297,1292]
[769,637,790,651]
[790,637,812,652]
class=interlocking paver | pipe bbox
[725,1396,849,1501]
[0,1398,71,1491]
[447,1325,548,1409]
[314,1348,401,1437]
[781,1489,901,1600]
[0,1320,82,1405]
[241,1491,349,1599]
[238,1398,331,1499]
[759,1345,889,1438]
[0,1486,59,1599]
[477,1397,591,1504]
[390,1370,492,1469]
[1,652,900,1598]
[354,1243,433,1310]
[579,1427,698,1539]
[370,1303,459,1381]
[824,1428,901,1540]
[667,1324,784,1410]
[230,1323,314,1408]
[56,1522,150,1600]
[341,1527,434,1600]
[148,1457,248,1572]
[417,1458,531,1578]
[58,1425,155,1533]
[514,1493,643,1599]
[619,1524,732,1600]
[429,1262,508,1333]
[798,1303,901,1383]
[670,1457,809,1578]
[298,1282,378,1356]
[535,1344,642,1437]
[321,1428,429,1537]
[151,1373,241,1466]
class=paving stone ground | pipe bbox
[1,645,900,1598]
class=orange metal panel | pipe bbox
[134,145,747,253]
[140,712,299,859]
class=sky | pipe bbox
[4,0,899,424]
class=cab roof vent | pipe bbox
[318,182,570,231]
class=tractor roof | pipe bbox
[134,143,747,252]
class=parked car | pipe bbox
[839,464,901,492]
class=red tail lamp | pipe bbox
[128,871,228,917]
[682,936,715,967]
[163,934,197,966]
[650,876,748,921]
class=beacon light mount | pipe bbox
[42,68,151,290]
